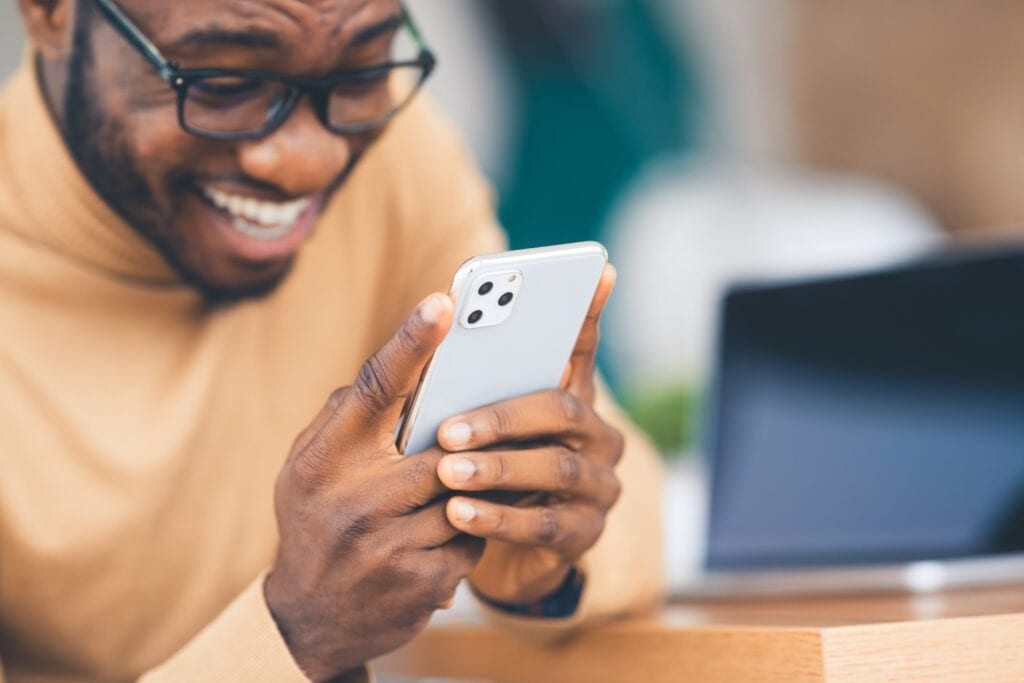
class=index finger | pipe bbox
[563,264,617,404]
[336,293,453,446]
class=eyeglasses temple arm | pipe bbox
[400,3,429,53]
[90,0,178,82]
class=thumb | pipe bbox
[334,292,453,447]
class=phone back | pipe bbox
[398,242,607,454]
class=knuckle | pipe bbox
[430,584,456,610]
[554,448,582,490]
[353,355,395,412]
[583,516,607,550]
[556,390,586,426]
[326,386,350,412]
[439,541,481,586]
[490,405,516,439]
[534,508,560,545]
[423,561,451,595]
[608,427,626,464]
[606,473,623,506]
[396,316,426,354]
[492,453,510,485]
[374,539,407,575]
[290,439,336,490]
[404,455,435,483]
[332,498,378,548]
[492,506,508,535]
[440,569,464,600]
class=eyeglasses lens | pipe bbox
[182,76,296,137]
[326,65,426,131]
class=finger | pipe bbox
[396,497,464,549]
[425,535,485,609]
[335,293,453,446]
[565,264,616,405]
[446,497,601,553]
[437,447,620,506]
[438,389,596,451]
[378,449,450,511]
[289,387,352,458]
[435,533,485,575]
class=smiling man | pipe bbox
[0,1,663,681]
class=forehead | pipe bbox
[116,0,402,64]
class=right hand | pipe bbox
[264,293,483,682]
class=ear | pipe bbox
[18,0,75,62]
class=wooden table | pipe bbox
[378,584,1024,682]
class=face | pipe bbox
[62,0,403,300]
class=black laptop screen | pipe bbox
[706,249,1024,570]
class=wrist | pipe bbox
[471,559,574,605]
[264,571,364,682]
[474,567,585,618]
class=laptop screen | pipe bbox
[706,248,1024,570]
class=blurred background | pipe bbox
[6,0,1024,597]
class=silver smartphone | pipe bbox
[396,241,608,454]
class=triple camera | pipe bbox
[460,270,523,329]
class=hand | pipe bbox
[435,266,624,605]
[265,293,484,682]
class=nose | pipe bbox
[236,99,352,197]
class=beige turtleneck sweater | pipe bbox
[0,60,664,682]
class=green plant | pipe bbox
[622,380,699,459]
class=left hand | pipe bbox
[435,265,624,604]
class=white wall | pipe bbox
[1,4,25,79]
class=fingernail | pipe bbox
[419,295,447,324]
[445,422,472,448]
[451,500,477,523]
[449,457,477,483]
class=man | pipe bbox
[0,0,663,680]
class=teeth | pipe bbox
[201,186,313,239]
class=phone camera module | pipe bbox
[498,292,514,306]
[478,282,494,296]
[468,310,483,324]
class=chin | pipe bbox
[194,262,297,305]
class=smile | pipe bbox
[200,186,314,241]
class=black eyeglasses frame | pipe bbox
[89,0,437,141]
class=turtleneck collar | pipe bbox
[0,59,179,284]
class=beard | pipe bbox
[59,3,292,304]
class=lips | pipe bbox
[195,185,323,263]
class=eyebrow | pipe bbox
[173,14,404,53]
[175,28,282,50]
[349,13,404,47]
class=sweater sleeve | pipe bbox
[479,377,666,642]
[137,572,368,683]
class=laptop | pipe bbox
[679,245,1024,596]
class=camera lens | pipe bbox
[478,282,494,296]
[468,310,483,324]
[498,292,513,306]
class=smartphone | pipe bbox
[396,241,608,454]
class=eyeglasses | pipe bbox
[90,0,437,141]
